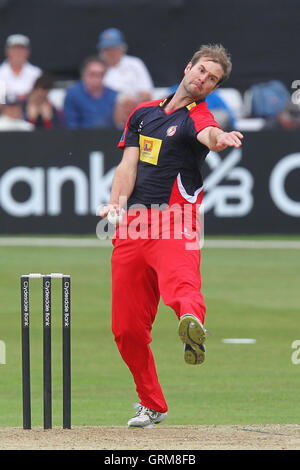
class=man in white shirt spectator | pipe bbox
[97,28,153,103]
[0,34,42,100]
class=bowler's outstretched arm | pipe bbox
[197,126,243,152]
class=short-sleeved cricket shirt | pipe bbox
[118,94,221,208]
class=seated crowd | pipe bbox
[0,30,298,132]
[0,29,154,132]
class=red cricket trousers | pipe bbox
[111,208,206,413]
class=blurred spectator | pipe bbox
[98,28,153,102]
[64,56,123,129]
[114,92,138,129]
[0,34,42,100]
[0,93,34,131]
[269,101,300,130]
[244,80,294,130]
[169,84,236,130]
[246,80,290,120]
[23,73,63,129]
[206,90,236,130]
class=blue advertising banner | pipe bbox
[0,129,299,234]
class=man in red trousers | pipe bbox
[100,44,243,428]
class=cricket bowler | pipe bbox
[100,44,243,428]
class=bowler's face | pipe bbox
[183,57,224,100]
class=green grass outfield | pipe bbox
[0,238,299,427]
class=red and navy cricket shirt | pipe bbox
[118,94,221,208]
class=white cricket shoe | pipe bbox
[127,404,168,428]
[178,314,207,365]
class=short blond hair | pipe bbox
[190,44,232,84]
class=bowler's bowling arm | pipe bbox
[102,146,139,217]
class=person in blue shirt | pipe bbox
[64,56,121,129]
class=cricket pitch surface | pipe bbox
[1,425,300,450]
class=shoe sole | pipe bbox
[128,422,154,429]
[178,315,206,365]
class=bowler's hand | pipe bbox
[98,203,121,219]
[215,131,244,151]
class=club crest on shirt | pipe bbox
[166,125,177,137]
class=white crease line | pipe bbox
[0,237,299,249]
[0,237,112,247]
[204,240,300,249]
